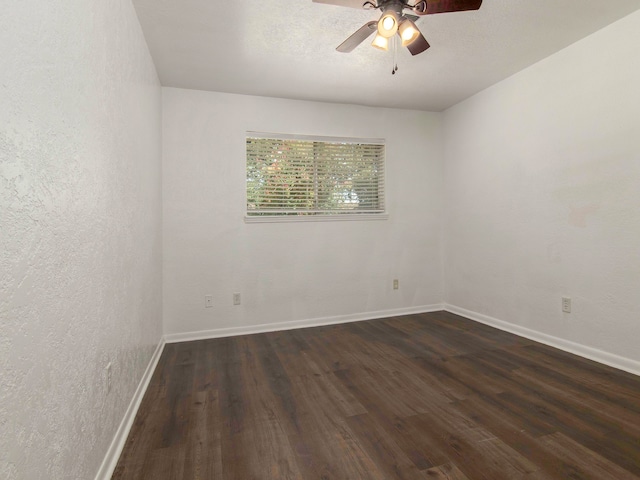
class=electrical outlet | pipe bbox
[393,279,399,290]
[205,295,213,308]
[562,297,571,313]
[105,362,112,394]
[233,293,241,305]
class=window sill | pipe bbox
[244,213,389,224]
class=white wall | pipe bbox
[444,10,640,364]
[162,88,443,337]
[0,1,162,479]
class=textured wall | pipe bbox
[0,1,162,479]
[443,11,640,362]
[162,88,443,336]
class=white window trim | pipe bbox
[247,131,385,145]
[244,213,389,224]
[245,132,388,223]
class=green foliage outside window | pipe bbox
[246,136,385,216]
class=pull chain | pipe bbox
[391,35,399,75]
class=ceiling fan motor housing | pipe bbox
[378,0,404,15]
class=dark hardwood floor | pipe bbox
[112,311,640,479]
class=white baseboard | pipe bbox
[94,336,166,480]
[164,304,444,344]
[444,304,640,377]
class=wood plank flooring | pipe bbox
[112,311,640,479]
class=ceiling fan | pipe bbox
[314,0,483,56]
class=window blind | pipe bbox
[246,134,385,217]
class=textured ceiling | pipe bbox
[132,0,640,111]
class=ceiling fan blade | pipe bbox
[313,0,368,9]
[406,31,430,55]
[412,0,482,15]
[336,21,377,52]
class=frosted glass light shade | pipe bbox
[377,10,398,38]
[371,33,389,51]
[399,18,420,47]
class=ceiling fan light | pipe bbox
[371,33,389,51]
[398,18,420,47]
[377,10,398,38]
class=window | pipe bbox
[246,133,386,221]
